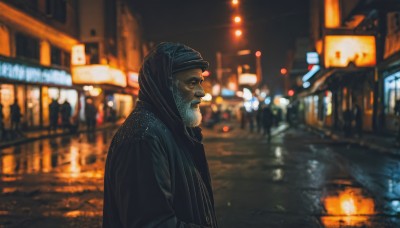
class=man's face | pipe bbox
[172,68,205,127]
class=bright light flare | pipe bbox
[234,16,241,23]
[222,126,230,132]
[255,51,261,57]
[235,29,242,37]
[232,0,239,5]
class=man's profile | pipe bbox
[103,42,218,227]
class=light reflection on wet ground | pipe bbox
[0,130,112,227]
[0,126,400,227]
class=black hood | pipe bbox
[138,42,209,142]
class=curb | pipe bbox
[306,125,400,157]
[0,124,120,149]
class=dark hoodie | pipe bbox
[103,43,218,228]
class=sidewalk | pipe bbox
[0,121,122,149]
[307,124,400,157]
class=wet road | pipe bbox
[1,125,400,227]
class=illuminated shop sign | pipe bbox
[324,35,376,68]
[238,73,257,85]
[0,59,72,86]
[306,52,319,65]
[72,65,127,87]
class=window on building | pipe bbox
[85,42,100,64]
[15,33,40,62]
[46,0,67,23]
[51,45,71,68]
[51,46,62,66]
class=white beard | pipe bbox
[173,89,202,127]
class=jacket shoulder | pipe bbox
[110,107,168,147]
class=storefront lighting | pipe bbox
[239,73,257,85]
[89,87,102,97]
[302,65,320,82]
[0,58,72,86]
[324,35,376,68]
[83,85,94,91]
[203,93,212,102]
[243,88,252,101]
[72,65,127,87]
[303,81,311,88]
[107,101,114,107]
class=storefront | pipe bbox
[383,70,400,132]
[0,56,78,129]
[72,64,129,124]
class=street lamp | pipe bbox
[232,0,239,6]
[234,16,241,23]
[235,29,242,37]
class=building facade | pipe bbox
[0,0,80,129]
[295,0,400,135]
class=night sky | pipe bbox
[130,0,310,95]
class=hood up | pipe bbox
[138,42,209,142]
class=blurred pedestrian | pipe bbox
[60,100,72,131]
[103,42,218,227]
[49,98,60,133]
[84,97,97,131]
[10,99,21,131]
[256,103,263,133]
[353,104,362,137]
[262,105,274,142]
[343,108,352,137]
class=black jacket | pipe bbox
[103,43,217,228]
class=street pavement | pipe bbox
[0,122,400,227]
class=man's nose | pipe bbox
[195,85,205,98]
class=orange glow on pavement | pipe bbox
[222,126,230,132]
[322,188,375,227]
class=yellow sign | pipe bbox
[324,35,376,68]
[71,44,86,65]
[72,65,127,87]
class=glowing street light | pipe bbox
[234,16,241,23]
[232,0,239,6]
[255,51,262,57]
[280,67,288,75]
[235,29,242,37]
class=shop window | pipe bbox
[51,46,62,66]
[51,45,70,68]
[0,84,15,128]
[384,73,400,114]
[16,33,40,62]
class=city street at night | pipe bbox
[1,0,400,227]
[1,124,400,227]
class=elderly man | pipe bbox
[103,42,218,227]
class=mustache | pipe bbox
[191,100,201,106]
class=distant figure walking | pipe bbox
[343,108,353,137]
[49,99,60,133]
[10,99,21,131]
[60,100,72,131]
[262,105,274,142]
[353,104,362,137]
[85,98,97,131]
